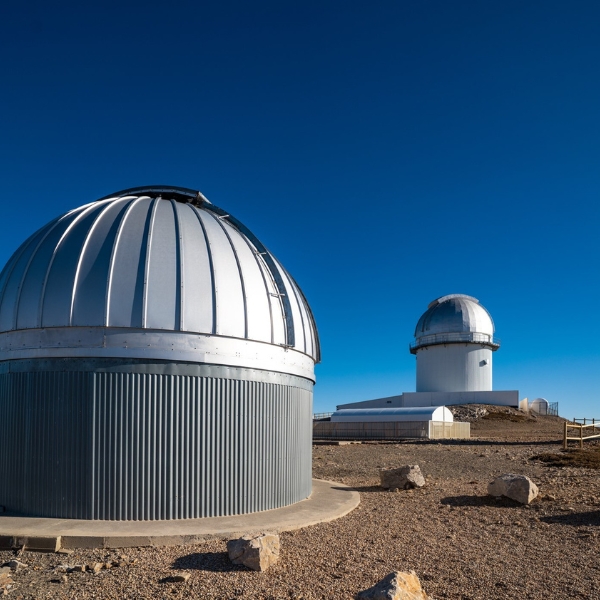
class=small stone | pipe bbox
[357,571,432,599]
[91,563,103,574]
[67,565,87,573]
[171,573,191,582]
[380,465,426,491]
[227,533,280,572]
[0,567,10,576]
[104,562,114,570]
[61,574,68,583]
[55,565,70,573]
[487,474,539,504]
[56,549,74,555]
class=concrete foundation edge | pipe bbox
[0,479,359,550]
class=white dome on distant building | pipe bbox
[414,294,495,340]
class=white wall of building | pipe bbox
[337,390,519,410]
[416,344,492,392]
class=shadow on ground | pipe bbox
[340,485,383,493]
[172,552,246,572]
[440,495,524,508]
[540,511,600,527]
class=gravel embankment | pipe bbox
[1,414,599,599]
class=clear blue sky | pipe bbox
[1,1,599,418]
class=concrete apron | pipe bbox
[0,480,359,550]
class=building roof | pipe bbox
[0,186,320,363]
[411,294,498,353]
[331,406,453,422]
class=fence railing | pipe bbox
[313,412,333,421]
[563,420,600,449]
[530,401,559,416]
[410,332,500,353]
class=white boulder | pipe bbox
[380,465,426,491]
[487,473,539,504]
[357,571,432,600]
[227,533,280,572]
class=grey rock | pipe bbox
[356,571,432,600]
[55,565,71,573]
[380,465,426,491]
[227,533,280,572]
[171,573,191,582]
[0,567,11,576]
[2,560,27,571]
[488,473,539,504]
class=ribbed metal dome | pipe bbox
[0,186,320,375]
[415,294,494,338]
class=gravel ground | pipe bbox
[1,413,599,599]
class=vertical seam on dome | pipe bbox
[203,203,295,347]
[274,258,307,354]
[170,200,183,331]
[141,197,160,329]
[12,209,87,330]
[105,197,145,327]
[0,220,57,325]
[286,270,320,362]
[239,232,274,345]
[189,206,217,335]
[69,201,119,326]
[211,215,248,339]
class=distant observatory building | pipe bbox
[338,293,518,410]
[0,186,319,520]
[411,294,499,393]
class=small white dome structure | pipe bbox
[529,398,549,415]
[331,406,453,423]
[0,185,319,520]
[410,294,499,393]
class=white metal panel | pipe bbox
[71,199,132,326]
[196,211,245,338]
[0,327,316,381]
[0,220,61,332]
[41,205,111,327]
[106,197,153,328]
[288,273,314,357]
[272,259,306,353]
[16,207,101,329]
[177,204,214,334]
[145,200,179,330]
[222,220,271,343]
[416,344,492,392]
[254,253,285,346]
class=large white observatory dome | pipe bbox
[0,186,319,520]
[0,186,319,380]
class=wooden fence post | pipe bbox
[580,424,584,449]
[563,421,568,449]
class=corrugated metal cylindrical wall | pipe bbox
[0,360,313,520]
[416,345,492,392]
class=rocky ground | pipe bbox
[1,410,599,599]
